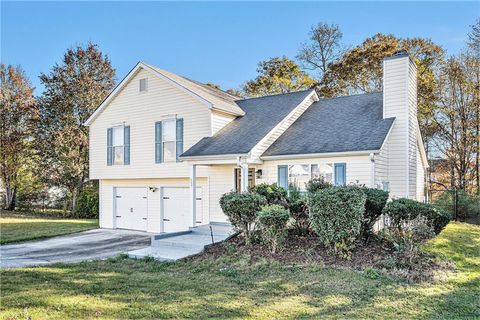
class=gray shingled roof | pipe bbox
[263,92,395,156]
[181,90,315,157]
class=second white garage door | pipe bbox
[162,187,203,233]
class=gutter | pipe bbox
[260,150,380,161]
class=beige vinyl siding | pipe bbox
[207,165,236,222]
[100,178,209,233]
[416,148,425,202]
[249,93,316,160]
[383,56,414,199]
[89,68,212,180]
[256,155,372,187]
[211,110,236,135]
[375,140,389,188]
[408,62,418,199]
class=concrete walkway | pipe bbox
[128,223,233,261]
[1,229,151,268]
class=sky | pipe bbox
[2,1,479,95]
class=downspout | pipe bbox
[370,153,376,188]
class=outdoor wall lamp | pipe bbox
[256,169,263,179]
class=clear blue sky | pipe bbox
[2,1,478,95]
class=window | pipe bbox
[155,118,183,163]
[288,164,310,191]
[107,125,130,166]
[139,78,148,92]
[312,163,333,184]
[278,162,341,191]
[162,119,176,162]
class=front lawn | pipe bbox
[0,211,98,244]
[0,222,478,319]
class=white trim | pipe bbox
[416,122,429,168]
[248,90,318,160]
[84,62,244,126]
[180,153,247,161]
[378,118,396,152]
[85,63,142,126]
[405,58,410,198]
[260,150,379,160]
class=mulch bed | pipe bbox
[198,232,391,269]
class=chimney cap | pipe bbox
[384,50,411,61]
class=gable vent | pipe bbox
[139,78,148,92]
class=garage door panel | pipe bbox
[162,187,203,233]
[115,187,147,231]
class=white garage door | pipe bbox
[115,187,147,231]
[162,187,203,233]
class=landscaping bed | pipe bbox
[199,232,389,269]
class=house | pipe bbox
[85,51,429,233]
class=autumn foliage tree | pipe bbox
[35,43,115,211]
[0,65,37,210]
[243,57,316,97]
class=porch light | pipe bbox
[256,169,263,179]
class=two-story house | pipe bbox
[85,51,428,233]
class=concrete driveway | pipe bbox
[0,229,151,268]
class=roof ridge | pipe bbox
[316,91,382,102]
[241,89,314,102]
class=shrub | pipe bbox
[288,197,310,235]
[379,215,434,269]
[257,204,290,253]
[249,183,288,207]
[382,198,420,229]
[307,186,366,258]
[305,176,332,194]
[74,182,99,218]
[383,198,451,234]
[362,188,389,239]
[219,191,266,245]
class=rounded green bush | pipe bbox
[307,186,366,258]
[362,188,389,237]
[219,191,266,244]
[257,204,290,253]
[74,182,99,218]
[305,177,332,194]
[383,198,452,234]
[249,183,288,207]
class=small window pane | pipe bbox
[113,146,124,165]
[112,127,124,146]
[163,141,175,162]
[139,78,148,92]
[311,164,319,178]
[320,164,333,183]
[163,119,176,141]
[288,164,310,191]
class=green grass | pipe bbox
[0,212,98,244]
[0,222,478,319]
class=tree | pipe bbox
[36,43,115,211]
[467,19,480,194]
[297,22,345,79]
[0,65,37,210]
[432,54,478,192]
[243,57,316,97]
[321,34,444,162]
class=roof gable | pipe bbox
[262,92,395,157]
[181,90,316,158]
[84,62,244,126]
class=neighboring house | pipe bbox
[85,51,428,233]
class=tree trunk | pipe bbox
[5,186,17,211]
